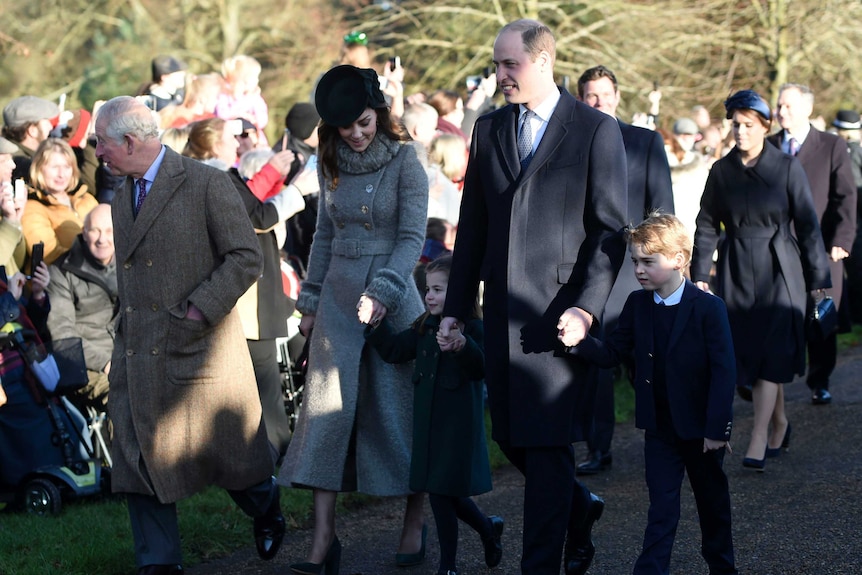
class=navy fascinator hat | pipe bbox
[724,90,771,121]
[315,65,388,127]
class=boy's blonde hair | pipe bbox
[626,212,693,266]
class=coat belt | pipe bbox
[331,239,395,259]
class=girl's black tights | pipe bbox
[429,493,493,572]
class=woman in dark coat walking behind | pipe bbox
[366,255,503,575]
[691,90,831,471]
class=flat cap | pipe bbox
[3,96,60,128]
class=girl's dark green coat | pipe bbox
[366,315,492,497]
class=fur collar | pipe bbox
[336,134,402,175]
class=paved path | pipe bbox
[188,346,862,575]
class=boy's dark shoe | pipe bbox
[254,490,286,560]
[564,492,604,575]
[811,388,832,405]
[575,451,612,476]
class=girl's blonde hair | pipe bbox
[429,134,467,181]
[221,55,261,83]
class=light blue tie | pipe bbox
[518,110,535,163]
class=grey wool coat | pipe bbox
[279,135,428,496]
[109,147,274,503]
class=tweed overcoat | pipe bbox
[279,136,427,495]
[109,147,273,503]
[443,91,629,448]
[366,316,491,497]
[691,142,832,388]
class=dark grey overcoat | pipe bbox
[444,91,629,448]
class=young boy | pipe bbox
[564,212,738,575]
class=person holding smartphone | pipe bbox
[0,137,28,276]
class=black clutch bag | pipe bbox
[807,295,838,342]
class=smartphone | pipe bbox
[378,76,389,90]
[389,56,400,71]
[282,128,290,151]
[466,75,482,91]
[483,66,492,78]
[653,81,660,91]
[14,179,26,203]
[29,242,44,280]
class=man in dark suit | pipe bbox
[94,96,285,575]
[440,19,628,575]
[769,83,857,405]
[574,65,674,475]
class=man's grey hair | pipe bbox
[98,96,160,143]
[779,83,815,108]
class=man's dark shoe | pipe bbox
[812,388,832,405]
[254,489,286,561]
[575,451,612,476]
[564,492,604,575]
[137,566,183,575]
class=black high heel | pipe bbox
[742,457,766,472]
[766,422,792,458]
[395,524,427,567]
[290,536,342,575]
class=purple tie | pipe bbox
[135,178,148,215]
[789,137,799,156]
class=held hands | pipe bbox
[437,317,466,352]
[357,294,387,326]
[695,281,711,294]
[556,306,592,348]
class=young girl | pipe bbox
[365,255,503,575]
[214,55,269,144]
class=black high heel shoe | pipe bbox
[766,423,792,458]
[395,524,427,567]
[290,536,342,575]
[742,457,766,472]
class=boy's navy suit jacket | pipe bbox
[571,279,736,442]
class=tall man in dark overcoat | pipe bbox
[440,19,628,575]
[94,96,285,575]
[769,83,857,405]
[574,64,674,475]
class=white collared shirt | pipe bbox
[518,90,562,157]
[653,278,686,307]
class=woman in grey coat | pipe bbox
[279,65,428,574]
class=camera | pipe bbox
[389,56,400,71]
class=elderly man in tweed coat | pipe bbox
[95,96,285,575]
